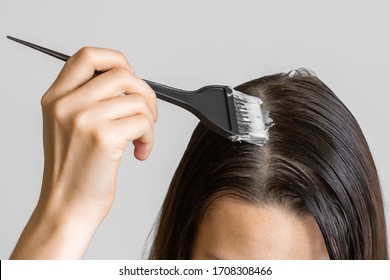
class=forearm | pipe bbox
[10,201,100,259]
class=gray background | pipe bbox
[0,0,389,259]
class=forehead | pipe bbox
[191,197,329,260]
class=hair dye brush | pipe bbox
[6,35,273,146]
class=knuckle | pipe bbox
[91,128,113,148]
[150,88,157,100]
[114,50,126,61]
[129,94,151,116]
[128,64,135,74]
[40,93,50,109]
[75,46,95,63]
[111,66,131,81]
[73,114,111,148]
[131,93,147,106]
[113,50,132,70]
[142,80,156,97]
[141,114,154,131]
[51,97,70,122]
[72,110,91,130]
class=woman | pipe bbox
[10,47,388,259]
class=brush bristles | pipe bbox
[229,89,273,146]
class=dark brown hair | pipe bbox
[149,69,388,259]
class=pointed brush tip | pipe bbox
[7,35,18,41]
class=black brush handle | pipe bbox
[7,36,70,61]
[6,35,200,111]
[146,80,232,134]
[7,35,234,138]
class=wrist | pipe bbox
[40,166,114,222]
[10,197,102,259]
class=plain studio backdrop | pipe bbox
[0,0,389,259]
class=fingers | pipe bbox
[85,94,155,160]
[133,139,154,161]
[54,47,134,93]
[74,67,158,121]
[63,92,155,161]
[84,93,154,122]
[42,46,157,161]
[109,115,154,160]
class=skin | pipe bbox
[191,197,329,260]
[10,47,157,259]
[10,47,328,260]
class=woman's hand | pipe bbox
[10,47,157,259]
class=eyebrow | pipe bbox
[205,251,223,260]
